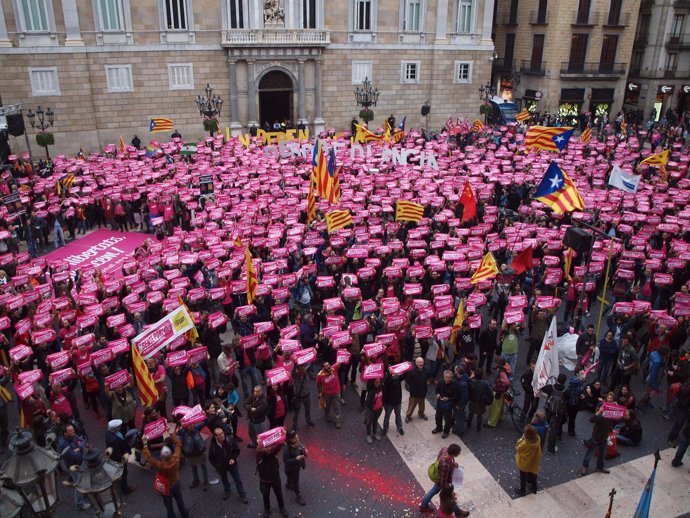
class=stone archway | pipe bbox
[258,69,294,128]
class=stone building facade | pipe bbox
[0,0,495,156]
[625,0,690,119]
[492,0,640,123]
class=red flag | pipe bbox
[459,182,477,223]
[511,247,533,275]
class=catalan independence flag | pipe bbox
[534,162,585,214]
[325,210,353,234]
[76,147,86,160]
[149,117,174,133]
[245,246,258,304]
[325,147,341,204]
[638,149,669,179]
[525,126,575,152]
[354,123,386,143]
[471,252,499,284]
[131,342,158,407]
[395,200,425,223]
[313,139,329,200]
[393,116,407,143]
[56,173,76,195]
[516,109,531,123]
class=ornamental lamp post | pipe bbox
[26,106,55,160]
[194,83,224,137]
[71,449,124,518]
[353,77,380,124]
[0,430,60,517]
[478,82,495,125]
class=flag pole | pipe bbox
[605,488,616,518]
[595,236,616,341]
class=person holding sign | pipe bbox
[143,431,190,518]
[579,404,614,476]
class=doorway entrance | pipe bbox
[259,70,294,128]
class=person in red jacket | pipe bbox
[316,362,341,429]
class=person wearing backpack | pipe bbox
[420,443,469,516]
[466,371,492,432]
[486,358,511,427]
[564,366,585,437]
[542,373,567,454]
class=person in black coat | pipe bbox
[405,357,429,422]
[432,370,458,438]
[256,442,289,518]
[208,427,249,503]
[477,319,499,375]
[382,371,405,435]
[283,430,307,506]
[105,420,136,494]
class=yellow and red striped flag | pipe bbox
[639,149,669,179]
[118,136,126,154]
[516,109,531,123]
[354,123,386,143]
[307,168,317,224]
[149,118,174,133]
[450,299,466,345]
[620,117,627,137]
[564,247,575,282]
[325,210,353,234]
[471,119,484,132]
[580,123,592,144]
[131,342,159,407]
[471,252,499,284]
[245,246,258,304]
[525,126,574,152]
[395,200,425,223]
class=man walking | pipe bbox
[208,427,250,503]
[244,385,269,448]
[580,405,614,476]
[405,357,429,422]
[291,363,315,430]
[419,443,469,516]
[317,361,341,428]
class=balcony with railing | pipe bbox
[604,11,631,28]
[666,35,690,50]
[221,29,330,47]
[560,62,627,78]
[673,0,690,10]
[633,32,649,48]
[492,58,516,73]
[529,10,548,25]
[520,60,546,75]
[572,10,599,27]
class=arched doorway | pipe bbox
[258,70,293,128]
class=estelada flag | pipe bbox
[525,126,574,152]
[325,210,353,233]
[395,200,424,223]
[245,246,258,304]
[471,252,499,284]
[459,181,477,223]
[511,247,533,275]
[131,342,158,407]
[534,162,585,214]
[149,118,174,133]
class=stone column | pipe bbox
[297,59,307,125]
[481,0,495,45]
[61,0,84,46]
[313,59,325,135]
[227,59,243,135]
[435,0,448,40]
[247,60,259,129]
[0,1,11,47]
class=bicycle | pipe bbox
[504,386,527,433]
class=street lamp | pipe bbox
[194,83,223,137]
[0,430,60,517]
[26,106,55,160]
[353,77,380,124]
[72,449,124,518]
[478,82,495,124]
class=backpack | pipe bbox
[427,459,441,483]
[482,384,494,406]
[546,388,566,417]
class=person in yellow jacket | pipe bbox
[514,424,542,496]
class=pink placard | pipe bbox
[187,346,207,364]
[166,350,189,367]
[144,417,168,440]
[18,369,43,385]
[257,426,287,448]
[278,339,301,353]
[266,366,290,385]
[336,349,352,365]
[49,367,75,385]
[46,350,70,370]
[105,369,131,390]
[602,402,626,420]
[9,344,32,362]
[362,362,385,380]
[364,342,386,358]
[91,347,115,367]
[181,404,206,427]
[293,347,317,365]
[389,361,413,376]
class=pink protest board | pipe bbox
[43,230,148,279]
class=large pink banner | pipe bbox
[44,230,148,279]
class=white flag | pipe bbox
[532,316,560,396]
[608,165,641,193]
